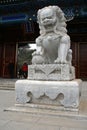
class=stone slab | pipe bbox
[15,79,82,108]
[5,99,87,120]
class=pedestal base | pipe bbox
[28,64,75,81]
[15,79,82,108]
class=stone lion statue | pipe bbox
[32,5,72,64]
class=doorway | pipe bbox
[71,42,87,80]
[0,43,17,78]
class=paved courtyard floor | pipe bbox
[0,81,87,130]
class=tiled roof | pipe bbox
[0,0,27,5]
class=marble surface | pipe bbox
[32,6,72,65]
[28,64,75,81]
[15,79,82,108]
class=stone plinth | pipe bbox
[28,64,75,81]
[15,79,82,108]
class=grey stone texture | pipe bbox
[15,79,82,108]
[15,5,81,110]
[0,81,87,130]
[28,64,75,81]
[32,6,72,65]
[30,6,75,81]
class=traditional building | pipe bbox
[0,0,87,79]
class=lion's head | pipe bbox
[37,6,67,35]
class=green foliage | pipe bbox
[17,45,35,69]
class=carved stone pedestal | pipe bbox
[15,79,82,109]
[28,64,75,81]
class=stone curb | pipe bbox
[5,104,87,121]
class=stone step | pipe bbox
[0,84,15,90]
[0,79,17,90]
[5,100,87,121]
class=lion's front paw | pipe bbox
[54,58,68,64]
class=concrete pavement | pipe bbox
[0,81,87,129]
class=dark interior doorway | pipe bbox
[0,43,17,78]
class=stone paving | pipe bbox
[0,80,87,130]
